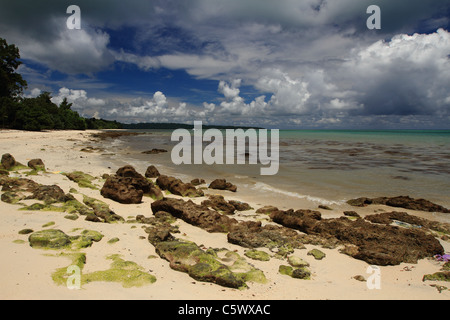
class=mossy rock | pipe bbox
[18,229,34,235]
[28,229,71,249]
[244,249,271,261]
[83,254,156,288]
[308,249,326,260]
[64,171,98,190]
[70,230,104,249]
[107,237,120,244]
[423,271,450,282]
[288,256,310,268]
[279,264,311,280]
[1,191,21,204]
[279,265,294,277]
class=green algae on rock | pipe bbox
[82,254,156,288]
[64,171,99,190]
[278,265,311,280]
[308,249,326,260]
[244,249,271,261]
[146,226,267,289]
[28,229,71,249]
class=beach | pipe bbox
[0,129,449,300]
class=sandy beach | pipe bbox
[0,129,449,300]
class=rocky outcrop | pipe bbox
[151,197,335,252]
[201,195,236,215]
[364,211,450,236]
[270,209,444,266]
[145,222,266,289]
[156,175,204,198]
[101,165,163,204]
[209,179,237,192]
[347,196,450,213]
[151,198,238,233]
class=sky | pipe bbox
[0,0,449,129]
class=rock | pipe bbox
[28,229,71,249]
[142,148,168,154]
[146,227,246,288]
[318,205,332,210]
[423,271,450,282]
[288,256,310,268]
[156,175,204,197]
[270,209,322,234]
[101,165,152,204]
[151,198,238,233]
[64,171,97,190]
[292,268,311,280]
[344,211,360,218]
[229,200,253,211]
[271,207,444,266]
[278,265,294,277]
[26,185,69,204]
[27,159,45,171]
[353,275,366,282]
[227,222,306,250]
[201,195,236,215]
[101,176,144,204]
[245,250,271,261]
[347,196,450,213]
[308,249,326,260]
[18,229,34,235]
[256,205,279,215]
[209,179,237,192]
[83,195,124,223]
[1,153,17,170]
[190,178,205,186]
[145,165,160,178]
[314,217,443,266]
[365,211,450,235]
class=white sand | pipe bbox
[0,129,448,300]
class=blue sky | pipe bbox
[1,0,449,129]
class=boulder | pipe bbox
[28,229,71,249]
[101,176,144,204]
[145,165,160,178]
[229,200,253,211]
[26,185,69,204]
[27,159,45,171]
[156,175,204,197]
[101,165,152,204]
[1,153,17,170]
[190,178,205,186]
[209,179,237,192]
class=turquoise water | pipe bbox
[111,129,450,210]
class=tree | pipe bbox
[0,37,27,99]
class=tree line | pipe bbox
[0,37,122,131]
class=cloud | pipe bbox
[337,28,450,116]
[51,87,106,116]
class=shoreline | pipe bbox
[0,129,449,300]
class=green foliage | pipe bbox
[0,38,27,99]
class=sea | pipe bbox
[101,129,450,218]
